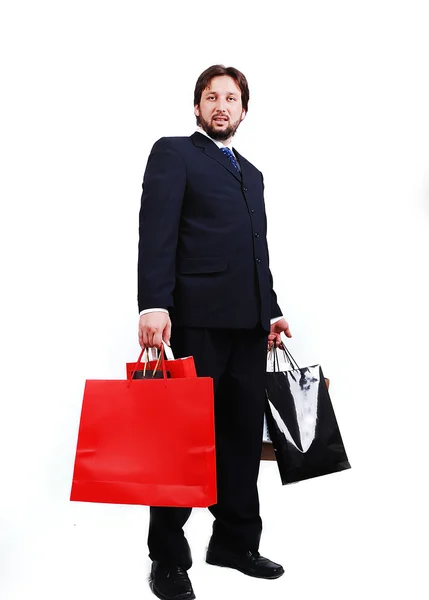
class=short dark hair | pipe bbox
[194,64,250,124]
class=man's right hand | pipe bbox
[138,312,172,349]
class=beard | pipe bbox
[198,113,242,141]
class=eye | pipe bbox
[228,96,237,101]
[207,95,215,100]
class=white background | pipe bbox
[1,1,428,599]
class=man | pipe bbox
[137,64,291,600]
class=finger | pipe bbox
[147,328,158,348]
[271,332,279,347]
[152,331,163,349]
[142,331,150,349]
[163,321,172,346]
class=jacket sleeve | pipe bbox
[261,174,283,320]
[137,138,187,312]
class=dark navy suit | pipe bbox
[138,132,282,567]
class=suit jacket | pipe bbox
[137,132,281,332]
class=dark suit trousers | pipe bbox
[147,325,268,569]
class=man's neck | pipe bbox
[196,126,233,148]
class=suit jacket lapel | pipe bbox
[191,132,242,182]
[232,148,251,184]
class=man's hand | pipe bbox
[138,312,171,349]
[268,317,292,350]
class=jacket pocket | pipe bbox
[177,256,228,275]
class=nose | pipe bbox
[216,98,227,113]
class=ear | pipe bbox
[194,105,200,118]
[240,109,247,122]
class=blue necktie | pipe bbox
[220,146,241,172]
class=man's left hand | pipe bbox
[268,318,292,349]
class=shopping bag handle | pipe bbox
[148,344,168,381]
[153,341,174,361]
[268,343,300,371]
[142,342,175,362]
[280,342,300,369]
[128,343,168,387]
[162,341,174,360]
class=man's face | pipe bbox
[195,75,246,142]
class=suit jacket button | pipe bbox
[254,232,259,238]
[251,209,255,213]
[244,187,248,192]
[256,257,261,263]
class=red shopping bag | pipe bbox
[126,350,197,380]
[70,347,216,507]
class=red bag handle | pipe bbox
[127,344,168,387]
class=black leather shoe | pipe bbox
[206,547,284,579]
[149,561,195,600]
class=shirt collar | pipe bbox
[196,126,235,151]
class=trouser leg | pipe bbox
[208,329,267,552]
[148,507,193,569]
[147,327,228,568]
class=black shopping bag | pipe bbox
[265,346,351,484]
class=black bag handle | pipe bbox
[269,342,300,371]
[279,342,300,369]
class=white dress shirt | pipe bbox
[139,128,283,326]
